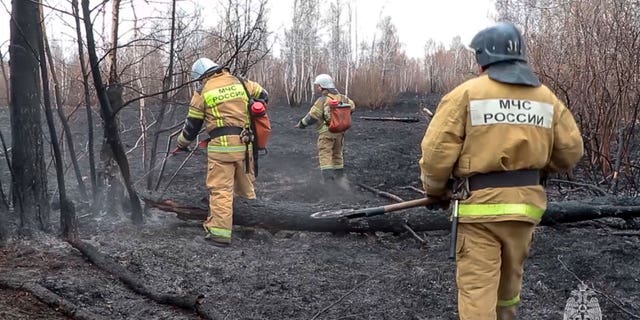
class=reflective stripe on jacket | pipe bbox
[178,70,266,161]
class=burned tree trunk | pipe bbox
[0,276,105,320]
[0,167,7,211]
[42,19,87,201]
[9,0,50,233]
[36,3,78,240]
[0,210,7,246]
[0,130,11,244]
[0,47,9,106]
[71,0,97,203]
[81,0,143,224]
[147,0,177,191]
[140,191,640,233]
[69,240,224,320]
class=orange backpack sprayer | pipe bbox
[236,77,271,177]
[249,100,271,150]
[326,96,352,133]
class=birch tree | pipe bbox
[283,0,320,105]
[325,0,354,94]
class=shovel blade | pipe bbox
[310,208,359,219]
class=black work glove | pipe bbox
[425,193,451,211]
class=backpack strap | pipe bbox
[235,77,253,127]
[235,76,259,176]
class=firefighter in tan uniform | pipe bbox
[296,74,355,184]
[419,23,583,320]
[174,58,268,247]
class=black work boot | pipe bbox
[204,233,231,247]
[334,169,350,190]
[321,170,334,183]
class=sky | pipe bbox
[0,0,497,59]
[267,0,497,57]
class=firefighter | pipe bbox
[173,57,268,247]
[295,74,355,186]
[419,22,583,320]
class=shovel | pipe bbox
[310,197,439,220]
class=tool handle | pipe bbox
[350,197,436,219]
[448,216,458,260]
[381,197,435,213]
[448,199,460,260]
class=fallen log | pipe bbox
[138,190,640,233]
[0,277,107,320]
[69,240,223,320]
[359,116,420,123]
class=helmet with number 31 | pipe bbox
[468,22,527,68]
[467,22,540,87]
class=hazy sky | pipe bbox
[0,0,497,58]
[268,0,497,57]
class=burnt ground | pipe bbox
[1,95,640,320]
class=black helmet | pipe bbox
[469,22,540,87]
[468,22,526,68]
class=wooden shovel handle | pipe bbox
[381,197,437,213]
[347,197,440,219]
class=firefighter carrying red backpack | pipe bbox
[325,95,353,133]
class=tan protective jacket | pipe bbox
[419,74,583,224]
[178,70,266,161]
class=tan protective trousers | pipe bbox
[318,131,345,170]
[456,221,536,320]
[203,154,255,243]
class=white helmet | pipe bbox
[314,74,335,89]
[191,58,220,80]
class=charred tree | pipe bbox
[219,0,271,75]
[147,0,177,191]
[9,0,50,234]
[93,0,127,216]
[0,153,7,244]
[0,128,8,244]
[42,25,87,201]
[81,0,143,224]
[0,129,12,209]
[0,158,7,210]
[0,47,9,105]
[0,208,6,246]
[71,0,97,203]
[140,192,640,233]
[0,276,105,320]
[37,3,78,240]
[0,42,7,212]
[69,240,223,320]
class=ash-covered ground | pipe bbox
[1,96,639,319]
